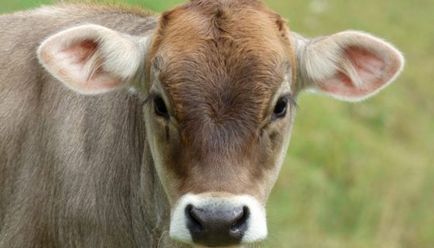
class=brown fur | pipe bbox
[146,0,296,201]
[0,4,186,248]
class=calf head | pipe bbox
[37,0,404,247]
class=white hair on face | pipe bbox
[169,193,268,245]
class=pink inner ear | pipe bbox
[63,40,98,64]
[346,46,385,84]
[56,39,121,92]
[319,46,397,99]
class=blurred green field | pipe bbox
[1,0,433,247]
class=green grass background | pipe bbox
[1,0,433,247]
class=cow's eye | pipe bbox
[272,96,288,119]
[154,96,169,118]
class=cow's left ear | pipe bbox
[293,31,404,101]
[38,24,151,95]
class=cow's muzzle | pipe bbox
[169,193,267,247]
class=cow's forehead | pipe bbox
[157,37,287,144]
[153,0,290,57]
[148,0,294,152]
[151,0,292,112]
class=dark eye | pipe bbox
[272,96,288,119]
[154,96,169,118]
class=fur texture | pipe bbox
[0,1,404,247]
[0,4,184,248]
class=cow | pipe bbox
[0,0,404,247]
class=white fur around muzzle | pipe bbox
[169,193,268,245]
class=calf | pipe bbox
[0,0,404,247]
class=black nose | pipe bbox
[185,204,249,247]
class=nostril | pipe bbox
[230,206,250,234]
[185,204,250,246]
[186,204,203,232]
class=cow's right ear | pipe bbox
[37,24,151,95]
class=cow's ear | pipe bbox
[293,31,404,101]
[37,24,151,95]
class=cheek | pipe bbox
[260,120,294,199]
[144,110,184,204]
